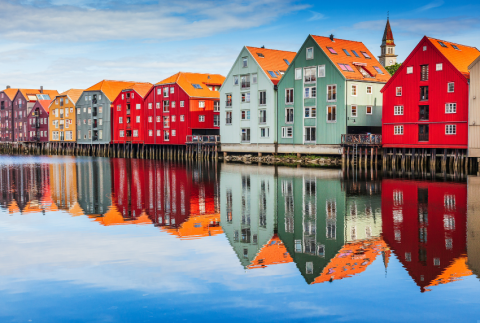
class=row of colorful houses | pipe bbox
[2,19,480,155]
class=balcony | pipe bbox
[341,134,382,145]
[226,100,232,108]
[35,120,40,128]
[186,135,221,144]
[241,81,250,89]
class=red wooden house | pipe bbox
[26,100,51,142]
[381,179,468,292]
[143,72,225,145]
[111,82,153,144]
[381,37,480,151]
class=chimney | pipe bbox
[261,45,265,48]
[6,85,10,89]
[330,34,334,42]
[40,86,43,93]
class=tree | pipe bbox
[385,63,402,76]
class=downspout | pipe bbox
[275,84,279,153]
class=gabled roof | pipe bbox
[160,213,223,240]
[156,72,225,98]
[428,37,480,79]
[469,54,480,70]
[58,89,84,104]
[382,18,395,46]
[246,46,296,85]
[122,82,154,98]
[17,89,59,101]
[37,100,52,113]
[424,256,472,292]
[85,80,148,101]
[1,88,19,100]
[311,35,391,83]
[247,234,293,269]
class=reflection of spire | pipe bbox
[382,248,390,278]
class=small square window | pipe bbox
[366,106,372,115]
[407,66,413,74]
[396,87,402,96]
[448,82,455,93]
[436,63,443,71]
[351,106,357,117]
[366,86,372,94]
[295,68,302,80]
[423,46,427,51]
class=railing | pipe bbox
[241,81,250,89]
[341,134,382,145]
[226,100,232,107]
[186,135,221,143]
[418,134,429,142]
[259,116,266,124]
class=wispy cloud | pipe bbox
[308,10,325,21]
[416,0,444,12]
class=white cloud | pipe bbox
[416,0,444,12]
[308,11,325,21]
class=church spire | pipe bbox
[379,15,398,67]
[382,17,395,47]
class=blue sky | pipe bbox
[1,0,479,92]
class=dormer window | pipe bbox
[256,52,264,58]
[284,59,290,65]
[438,41,447,48]
[452,44,460,50]
[192,84,203,89]
[268,71,277,78]
[338,64,354,72]
[327,47,337,55]
[373,66,384,74]
[342,49,351,56]
[351,50,360,58]
[361,51,371,59]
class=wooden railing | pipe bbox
[186,135,221,144]
[341,134,382,145]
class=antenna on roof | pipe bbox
[261,45,265,48]
[330,34,334,42]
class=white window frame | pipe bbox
[241,110,250,120]
[394,106,404,115]
[282,126,293,138]
[351,105,357,117]
[295,68,302,80]
[304,86,316,98]
[285,108,294,124]
[199,101,205,108]
[252,73,257,84]
[199,115,205,122]
[446,124,456,135]
[242,57,248,68]
[448,82,455,93]
[351,84,357,96]
[396,87,402,96]
[445,103,457,114]
[260,127,269,138]
[366,106,373,115]
[304,107,316,118]
[318,65,325,78]
[394,125,404,135]
[163,87,169,97]
[285,88,294,104]
[233,75,239,86]
[170,87,174,94]
[241,92,250,103]
[436,63,443,71]
[306,47,314,60]
[406,66,413,74]
[327,85,337,102]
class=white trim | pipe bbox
[306,47,314,60]
[351,105,357,117]
[327,84,337,102]
[366,106,373,115]
[394,125,404,135]
[351,84,358,97]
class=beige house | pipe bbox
[467,176,480,279]
[468,55,480,157]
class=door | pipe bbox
[60,131,64,141]
[418,124,429,142]
[304,127,316,144]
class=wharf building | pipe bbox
[48,89,84,143]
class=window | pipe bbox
[180,115,184,121]
[366,106,372,115]
[226,111,232,124]
[241,128,250,142]
[318,65,325,78]
[171,101,176,108]
[304,107,316,118]
[446,103,457,113]
[170,87,174,94]
[162,87,169,97]
[396,87,402,96]
[241,110,250,120]
[163,116,170,128]
[407,66,413,74]
[88,107,91,114]
[351,106,357,117]
[258,91,266,105]
[241,92,251,103]
[233,75,239,86]
[326,105,337,123]
[163,100,169,112]
[361,51,371,59]
[295,68,302,80]
[419,124,429,141]
[156,116,160,122]
[241,74,250,89]
[304,127,316,143]
[156,102,160,109]
[420,86,429,100]
[367,86,372,94]
[285,88,294,104]
[157,130,160,136]
[282,127,293,138]
[268,71,277,78]
[214,115,220,127]
[306,47,314,59]
[77,108,81,115]
[351,85,357,96]
[285,108,294,123]
[446,124,456,134]
[199,115,205,122]
[172,130,176,136]
[164,130,169,141]
[373,66,384,74]
[326,47,337,54]
[438,41,447,48]
[214,101,220,112]
[148,130,153,137]
[304,67,316,83]
[257,52,264,58]
[423,46,427,51]
[394,106,404,115]
[88,130,92,139]
[394,125,404,135]
[351,50,360,58]
[133,130,138,137]
[448,82,455,93]
[419,105,429,120]
[250,73,257,85]
[148,116,153,123]
[342,49,351,56]
[327,85,337,101]
[304,87,316,98]
[242,57,248,68]
[136,116,140,123]
[199,101,205,108]
[436,63,443,71]
[421,65,429,81]
[260,127,269,138]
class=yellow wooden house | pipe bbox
[49,89,83,142]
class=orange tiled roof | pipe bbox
[313,238,389,284]
[247,234,293,269]
[59,89,84,104]
[428,37,480,79]
[311,35,391,83]
[68,202,85,217]
[156,72,225,98]
[246,46,296,85]
[94,204,153,226]
[85,80,150,102]
[424,256,472,291]
[123,82,154,98]
[2,88,19,100]
[18,89,59,101]
[161,213,223,240]
[37,100,52,113]
[7,200,20,214]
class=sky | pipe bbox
[0,0,479,93]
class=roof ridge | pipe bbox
[311,34,364,43]
[246,46,296,54]
[427,36,479,49]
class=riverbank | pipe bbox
[221,153,341,167]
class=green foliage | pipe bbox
[385,62,402,76]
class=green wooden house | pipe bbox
[276,35,390,155]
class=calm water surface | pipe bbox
[0,155,479,322]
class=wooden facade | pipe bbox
[468,55,480,157]
[26,100,50,142]
[0,87,18,142]
[49,89,83,143]
[382,36,479,149]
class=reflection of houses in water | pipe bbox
[0,161,54,214]
[277,167,387,284]
[247,234,293,269]
[382,179,469,292]
[467,176,480,280]
[49,157,81,216]
[76,157,112,216]
[221,165,279,268]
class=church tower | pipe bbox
[379,17,397,67]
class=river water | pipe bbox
[0,155,479,322]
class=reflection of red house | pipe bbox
[381,179,468,292]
